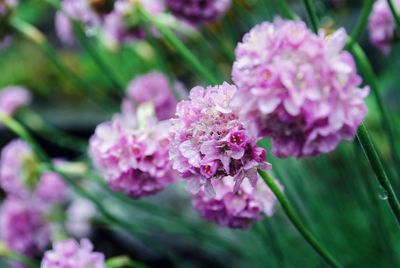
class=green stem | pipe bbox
[387,0,400,28]
[356,124,400,225]
[138,8,219,85]
[258,171,341,268]
[72,22,125,95]
[276,0,297,20]
[351,0,374,42]
[2,250,40,268]
[347,41,400,183]
[302,0,319,33]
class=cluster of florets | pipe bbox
[169,83,271,196]
[55,0,165,47]
[0,140,67,201]
[123,71,185,120]
[0,86,31,117]
[193,177,279,229]
[232,19,369,158]
[368,0,400,53]
[0,140,68,266]
[89,104,176,198]
[165,0,231,24]
[41,239,106,268]
[0,196,50,259]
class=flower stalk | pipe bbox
[258,170,341,268]
[138,7,219,85]
[387,0,400,28]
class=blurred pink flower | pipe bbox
[368,0,400,53]
[55,11,75,45]
[0,196,50,257]
[0,139,68,205]
[193,176,279,229]
[0,139,33,198]
[102,0,165,47]
[0,86,31,116]
[34,172,68,204]
[169,83,271,196]
[66,198,96,238]
[89,109,176,198]
[124,71,185,120]
[232,19,369,158]
[166,0,231,24]
[41,238,106,268]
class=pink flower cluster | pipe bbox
[89,112,176,198]
[165,0,231,24]
[123,71,185,120]
[193,177,278,229]
[0,140,69,266]
[169,83,271,196]
[55,0,165,47]
[41,239,106,268]
[0,139,67,202]
[232,19,369,158]
[0,86,31,117]
[368,0,400,53]
[0,196,50,258]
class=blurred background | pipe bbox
[1,0,400,267]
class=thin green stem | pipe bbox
[72,22,125,95]
[387,0,400,28]
[138,8,219,85]
[0,249,40,268]
[356,124,400,225]
[258,171,341,268]
[347,41,400,183]
[350,0,374,42]
[302,0,319,33]
[276,0,297,20]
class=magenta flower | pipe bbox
[89,107,176,198]
[193,176,279,229]
[55,11,75,45]
[124,72,185,120]
[102,0,165,48]
[232,19,369,158]
[166,0,231,24]
[41,239,106,268]
[34,172,68,204]
[0,139,68,205]
[0,196,50,257]
[0,139,33,197]
[368,0,400,53]
[0,86,31,116]
[169,83,271,196]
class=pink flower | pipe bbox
[34,172,68,204]
[124,72,185,120]
[0,196,50,257]
[193,177,279,229]
[0,139,33,197]
[169,83,271,196]
[232,19,369,158]
[89,107,176,198]
[41,239,106,268]
[166,0,231,24]
[102,0,165,48]
[0,0,17,16]
[368,0,400,53]
[0,86,31,116]
[55,12,75,45]
[0,140,68,205]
